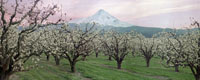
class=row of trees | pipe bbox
[1,0,200,80]
[1,21,200,80]
[46,23,200,80]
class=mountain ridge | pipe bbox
[69,9,133,27]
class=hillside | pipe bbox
[68,23,189,37]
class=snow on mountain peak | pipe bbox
[93,9,113,17]
[95,9,107,15]
[69,9,133,27]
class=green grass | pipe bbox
[13,54,194,80]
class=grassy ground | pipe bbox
[12,54,194,80]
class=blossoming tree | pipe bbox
[0,0,62,79]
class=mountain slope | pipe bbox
[69,9,133,27]
[68,22,191,38]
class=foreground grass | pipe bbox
[14,54,194,80]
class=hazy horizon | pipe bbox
[43,0,200,28]
[7,0,200,28]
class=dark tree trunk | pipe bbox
[46,55,50,61]
[146,58,151,67]
[70,61,76,73]
[195,75,200,80]
[189,64,200,80]
[166,59,170,65]
[96,53,98,58]
[54,56,60,65]
[82,56,86,61]
[117,61,122,69]
[174,65,179,72]
[55,59,60,65]
[108,55,112,61]
[161,56,164,61]
[195,66,200,80]
[0,72,11,80]
[0,58,13,80]
[132,51,135,57]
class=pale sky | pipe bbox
[8,0,200,28]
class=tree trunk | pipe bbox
[56,59,60,65]
[132,51,135,57]
[82,56,86,61]
[195,66,200,80]
[96,53,98,58]
[195,74,200,80]
[189,64,200,80]
[0,72,11,80]
[108,55,112,61]
[0,59,12,80]
[166,59,170,65]
[70,61,76,73]
[146,58,150,67]
[117,61,122,69]
[161,56,164,61]
[46,55,50,61]
[174,65,179,72]
[54,56,60,65]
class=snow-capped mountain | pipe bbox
[69,9,133,27]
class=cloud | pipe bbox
[44,0,200,19]
[7,0,198,28]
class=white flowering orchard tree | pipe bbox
[185,21,200,80]
[157,21,200,80]
[35,28,53,62]
[157,32,188,72]
[92,35,102,58]
[0,0,62,80]
[40,27,66,65]
[100,37,112,61]
[63,25,98,72]
[136,34,159,67]
[128,31,140,57]
[100,31,131,69]
[42,24,98,72]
